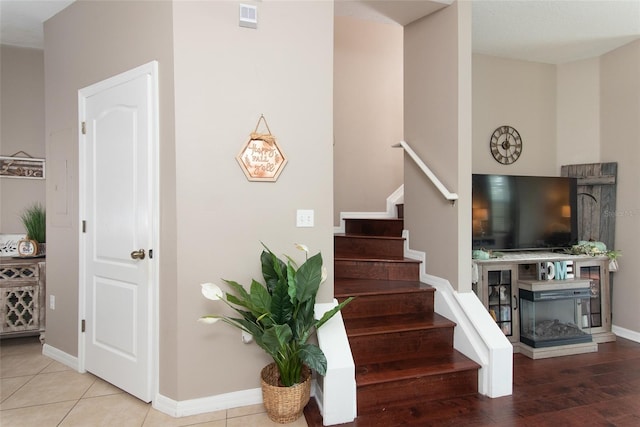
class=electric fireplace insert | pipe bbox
[519,280,592,348]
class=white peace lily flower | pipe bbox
[321,266,328,284]
[201,282,223,301]
[294,243,309,254]
[198,316,220,324]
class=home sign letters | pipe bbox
[538,261,574,281]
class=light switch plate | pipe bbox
[296,209,314,227]
[239,4,258,29]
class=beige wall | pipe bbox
[44,0,178,395]
[172,0,334,400]
[471,43,639,336]
[45,0,334,402]
[600,40,640,334]
[472,54,557,176]
[333,15,403,224]
[556,58,601,166]
[0,45,46,233]
[404,1,472,292]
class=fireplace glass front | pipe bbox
[519,286,592,348]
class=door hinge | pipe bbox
[81,121,86,135]
[82,220,86,233]
[81,319,86,333]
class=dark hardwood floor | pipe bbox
[304,337,640,426]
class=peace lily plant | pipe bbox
[200,243,353,387]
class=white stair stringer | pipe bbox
[402,229,513,398]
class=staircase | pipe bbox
[326,209,480,424]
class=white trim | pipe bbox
[612,325,640,343]
[335,184,404,233]
[152,380,320,418]
[314,302,357,425]
[392,141,458,204]
[404,231,513,398]
[77,60,160,401]
[42,344,80,372]
[153,388,263,418]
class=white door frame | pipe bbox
[77,60,160,401]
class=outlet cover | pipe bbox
[239,4,257,29]
[296,209,314,227]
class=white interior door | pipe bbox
[79,62,158,402]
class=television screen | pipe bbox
[472,174,578,251]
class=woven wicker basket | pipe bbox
[260,363,311,424]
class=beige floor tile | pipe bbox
[143,406,226,426]
[0,375,32,402]
[183,421,226,427]
[0,337,42,357]
[226,411,308,427]
[0,370,95,410]
[0,351,52,378]
[59,393,150,427]
[83,376,125,398]
[41,359,73,373]
[227,402,266,418]
[0,400,76,427]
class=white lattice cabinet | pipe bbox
[0,257,46,341]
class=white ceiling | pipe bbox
[335,0,640,64]
[0,0,74,49]
[1,0,640,64]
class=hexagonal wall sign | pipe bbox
[236,117,287,182]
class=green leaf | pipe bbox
[295,252,323,303]
[249,279,271,315]
[314,297,355,331]
[225,293,256,313]
[261,246,287,293]
[287,263,297,303]
[299,344,327,376]
[271,277,294,325]
[223,280,251,305]
[294,298,315,341]
[262,324,293,356]
[224,317,263,338]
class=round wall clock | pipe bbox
[490,125,522,165]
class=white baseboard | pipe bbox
[335,185,403,233]
[153,387,263,418]
[612,325,640,343]
[42,344,81,371]
[153,379,319,418]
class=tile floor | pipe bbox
[0,337,308,427]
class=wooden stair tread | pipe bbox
[335,279,434,297]
[335,233,404,240]
[356,351,480,387]
[335,256,420,263]
[344,312,455,337]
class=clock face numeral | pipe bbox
[490,125,522,165]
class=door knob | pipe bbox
[130,249,146,260]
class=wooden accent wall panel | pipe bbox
[561,162,617,249]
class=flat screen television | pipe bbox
[472,174,578,251]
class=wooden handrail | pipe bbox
[393,140,458,205]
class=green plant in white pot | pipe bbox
[199,243,353,423]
